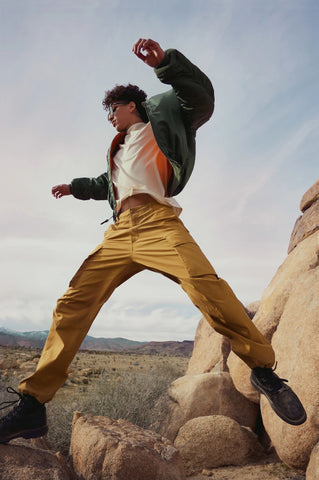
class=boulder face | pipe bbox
[157,372,258,442]
[227,352,260,404]
[288,198,319,254]
[300,178,319,213]
[289,178,319,253]
[227,231,319,469]
[70,412,186,480]
[174,415,264,475]
[259,232,319,469]
[0,439,71,480]
[306,441,319,480]
[185,317,224,375]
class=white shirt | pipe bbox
[112,122,182,216]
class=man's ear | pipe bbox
[128,101,137,113]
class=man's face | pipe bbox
[108,101,137,132]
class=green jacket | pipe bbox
[70,49,214,218]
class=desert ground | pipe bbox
[0,346,306,479]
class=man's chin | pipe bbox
[115,125,125,132]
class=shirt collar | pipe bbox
[126,122,147,135]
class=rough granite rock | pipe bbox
[227,352,260,404]
[174,415,264,475]
[245,300,261,319]
[300,178,319,212]
[189,303,261,404]
[157,372,258,441]
[186,306,257,377]
[306,441,319,480]
[257,232,319,469]
[0,440,71,480]
[228,231,319,404]
[288,198,319,254]
[186,317,224,375]
[70,412,186,480]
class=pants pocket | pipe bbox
[163,224,217,277]
[69,244,103,287]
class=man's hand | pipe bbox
[52,184,71,199]
[132,38,165,68]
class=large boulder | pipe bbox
[288,178,319,254]
[228,230,319,399]
[306,441,319,480]
[288,198,319,254]
[157,372,258,441]
[300,178,319,213]
[70,412,186,480]
[227,297,274,404]
[259,233,319,469]
[0,439,71,480]
[177,179,319,472]
[227,353,260,403]
[174,415,264,475]
[228,232,319,469]
[186,304,258,377]
[185,317,225,375]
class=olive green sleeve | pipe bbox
[70,173,109,200]
[154,49,214,132]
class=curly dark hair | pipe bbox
[102,84,148,123]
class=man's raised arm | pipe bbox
[132,37,214,132]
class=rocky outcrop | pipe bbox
[70,412,186,480]
[174,415,263,475]
[288,179,319,253]
[288,199,319,254]
[157,372,258,441]
[171,179,319,472]
[259,233,319,469]
[227,231,319,470]
[300,178,319,213]
[0,438,72,480]
[227,355,259,404]
[186,305,257,377]
[185,318,225,375]
[228,251,318,469]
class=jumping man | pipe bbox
[0,38,306,443]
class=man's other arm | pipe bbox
[52,173,109,200]
[132,38,214,132]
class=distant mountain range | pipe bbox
[0,327,193,357]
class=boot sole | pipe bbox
[0,424,48,444]
[250,375,307,426]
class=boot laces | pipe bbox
[258,363,288,392]
[0,387,25,416]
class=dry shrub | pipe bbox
[47,361,183,456]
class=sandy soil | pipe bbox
[187,458,306,480]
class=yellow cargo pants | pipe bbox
[19,202,275,403]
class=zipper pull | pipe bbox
[100,215,113,225]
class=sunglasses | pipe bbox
[108,102,128,121]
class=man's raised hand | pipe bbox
[132,38,165,68]
[52,184,71,199]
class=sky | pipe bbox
[0,0,318,342]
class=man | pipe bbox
[0,38,306,443]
